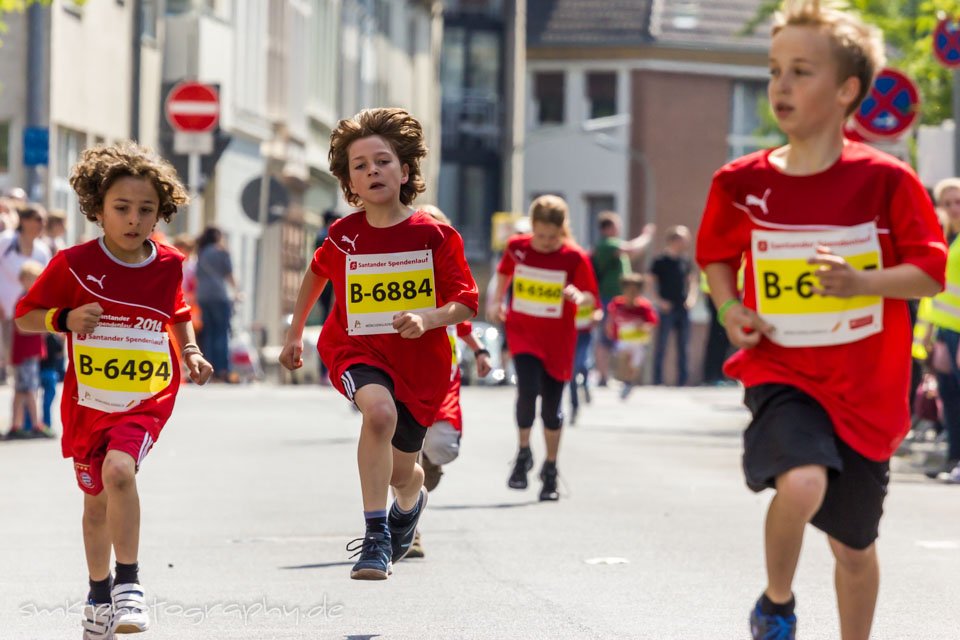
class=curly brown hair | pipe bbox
[69,141,189,223]
[328,108,427,207]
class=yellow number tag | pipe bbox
[511,264,566,319]
[75,346,173,394]
[755,251,880,315]
[619,324,650,344]
[346,269,436,314]
[345,250,437,335]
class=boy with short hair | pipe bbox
[696,2,947,638]
[9,261,50,438]
[649,225,697,386]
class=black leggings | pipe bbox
[514,354,564,431]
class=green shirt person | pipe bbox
[591,212,655,305]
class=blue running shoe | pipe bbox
[347,531,392,580]
[389,487,428,562]
[750,600,797,640]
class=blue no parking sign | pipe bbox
[934,18,960,69]
[852,68,920,141]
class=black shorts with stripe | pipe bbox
[341,364,427,453]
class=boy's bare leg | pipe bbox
[82,491,112,581]
[354,384,397,512]
[595,343,611,382]
[101,450,140,565]
[764,465,828,603]
[517,426,532,449]
[12,392,24,429]
[829,537,879,640]
[390,449,424,511]
[24,391,40,429]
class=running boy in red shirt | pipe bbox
[15,141,214,639]
[696,2,947,638]
[279,109,478,580]
[488,195,599,501]
[605,274,657,400]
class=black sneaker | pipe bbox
[539,462,559,501]
[347,531,392,580]
[508,448,533,489]
[388,487,428,562]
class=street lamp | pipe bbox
[581,114,655,230]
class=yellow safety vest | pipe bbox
[913,297,933,360]
[928,238,960,333]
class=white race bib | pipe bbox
[345,250,436,336]
[73,326,172,413]
[752,221,883,347]
[512,264,566,319]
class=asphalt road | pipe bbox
[1,381,957,639]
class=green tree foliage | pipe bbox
[751,1,960,125]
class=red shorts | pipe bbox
[73,423,154,495]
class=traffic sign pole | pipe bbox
[165,81,220,235]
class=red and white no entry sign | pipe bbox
[165,82,220,133]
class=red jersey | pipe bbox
[16,239,191,460]
[497,235,599,381]
[12,293,46,364]
[696,143,947,460]
[606,295,658,342]
[435,321,474,432]
[311,210,478,427]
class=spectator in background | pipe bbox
[0,205,52,386]
[0,198,20,233]
[649,225,697,386]
[195,226,238,383]
[44,209,68,256]
[7,261,51,438]
[591,212,655,386]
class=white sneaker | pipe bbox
[82,601,113,640]
[110,583,150,634]
[938,461,960,484]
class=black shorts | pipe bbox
[340,364,427,453]
[743,384,890,550]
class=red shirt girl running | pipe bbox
[488,195,599,501]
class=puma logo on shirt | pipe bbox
[739,188,772,215]
[341,234,359,252]
[86,274,106,289]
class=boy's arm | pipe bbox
[704,263,772,349]
[16,304,103,335]
[170,320,214,385]
[809,247,941,299]
[394,302,473,339]
[279,269,329,370]
[684,271,699,309]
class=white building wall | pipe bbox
[0,10,29,193]
[524,60,632,244]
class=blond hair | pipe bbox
[529,195,571,238]
[772,0,885,115]
[934,177,960,206]
[19,260,44,281]
[419,204,450,225]
[328,108,428,208]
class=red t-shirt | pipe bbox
[11,293,46,365]
[497,235,599,382]
[311,210,478,427]
[606,295,658,341]
[434,321,474,432]
[696,142,947,460]
[16,239,191,460]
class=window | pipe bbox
[141,0,158,39]
[587,72,617,119]
[728,81,783,159]
[534,72,565,125]
[0,122,9,175]
[308,0,338,118]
